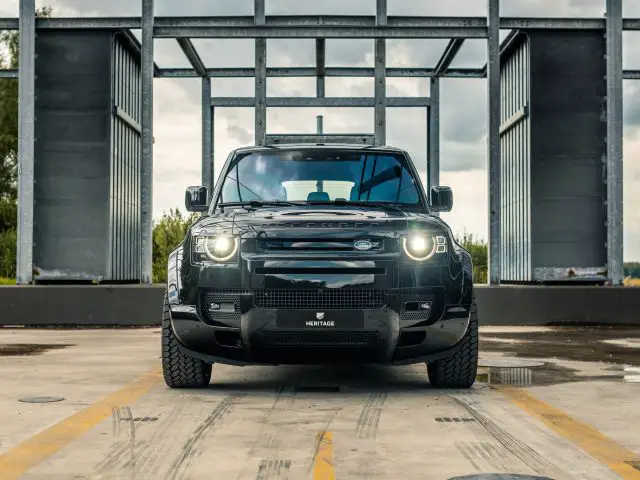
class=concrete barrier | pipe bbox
[0,284,638,327]
[474,285,640,326]
[0,285,165,326]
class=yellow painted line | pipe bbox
[500,386,640,480]
[0,367,162,480]
[313,430,336,480]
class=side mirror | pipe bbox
[430,186,453,212]
[185,186,208,212]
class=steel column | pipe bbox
[317,115,324,135]
[255,0,266,145]
[487,0,501,285]
[606,0,624,285]
[374,0,387,146]
[428,77,440,207]
[316,39,325,98]
[15,0,36,285]
[140,0,154,284]
[202,77,213,200]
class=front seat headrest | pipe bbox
[307,191,331,202]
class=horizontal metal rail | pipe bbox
[264,134,376,145]
[156,67,485,78]
[5,66,640,80]
[2,16,640,33]
[210,97,430,107]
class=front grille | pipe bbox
[260,238,383,253]
[257,330,380,347]
[201,290,248,325]
[253,289,387,310]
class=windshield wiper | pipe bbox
[332,199,406,214]
[219,200,303,210]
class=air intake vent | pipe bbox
[254,289,387,310]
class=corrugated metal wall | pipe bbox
[499,34,531,282]
[109,33,142,281]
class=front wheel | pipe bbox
[161,293,212,388]
[427,294,479,388]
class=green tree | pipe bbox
[152,209,198,283]
[0,7,52,280]
[456,233,488,284]
[625,262,640,278]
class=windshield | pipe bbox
[214,149,424,210]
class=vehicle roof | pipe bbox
[233,143,408,155]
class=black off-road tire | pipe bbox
[427,294,479,388]
[161,294,212,388]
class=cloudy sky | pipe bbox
[1,0,640,261]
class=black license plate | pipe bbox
[276,311,364,329]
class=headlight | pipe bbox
[193,234,239,263]
[402,234,447,261]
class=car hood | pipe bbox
[193,206,449,237]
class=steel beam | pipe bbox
[374,0,387,146]
[487,0,501,285]
[176,38,207,77]
[202,78,213,200]
[606,0,624,286]
[2,16,640,32]
[434,39,465,76]
[140,0,154,284]
[15,0,36,285]
[155,67,487,78]
[428,78,440,194]
[211,97,430,108]
[254,0,266,145]
[265,134,375,146]
[153,26,486,39]
[316,39,325,98]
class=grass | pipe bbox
[0,277,16,285]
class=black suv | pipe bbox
[163,144,478,389]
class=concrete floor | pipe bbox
[0,326,638,480]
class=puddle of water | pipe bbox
[476,362,631,387]
[600,338,640,349]
[0,343,74,356]
[479,357,545,368]
[480,327,640,366]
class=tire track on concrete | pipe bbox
[235,385,297,480]
[355,392,387,439]
[167,394,245,480]
[451,394,563,477]
[125,404,189,479]
[94,404,184,477]
[94,406,137,474]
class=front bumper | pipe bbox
[170,288,471,366]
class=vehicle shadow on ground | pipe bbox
[203,364,483,395]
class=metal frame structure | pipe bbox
[0,0,629,286]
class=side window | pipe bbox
[220,166,241,203]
